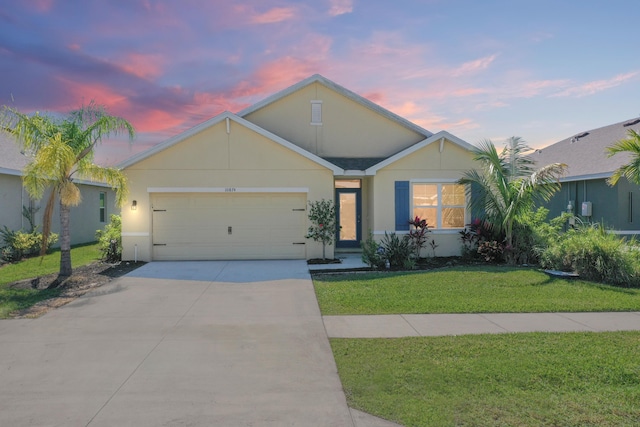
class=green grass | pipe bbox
[332,332,640,427]
[0,242,101,317]
[314,266,640,315]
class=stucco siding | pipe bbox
[370,139,475,256]
[243,82,426,158]
[0,174,118,245]
[0,174,26,232]
[122,119,335,261]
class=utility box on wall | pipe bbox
[581,201,592,217]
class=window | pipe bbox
[99,192,106,222]
[311,100,322,125]
[335,179,361,189]
[412,183,465,229]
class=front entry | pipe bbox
[335,187,362,248]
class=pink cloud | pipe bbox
[27,0,54,13]
[551,72,639,97]
[246,6,298,24]
[452,54,498,77]
[116,52,164,80]
[231,57,324,100]
[328,0,353,16]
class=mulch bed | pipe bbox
[7,261,146,318]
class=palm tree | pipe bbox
[459,137,566,263]
[1,103,134,280]
[606,129,640,186]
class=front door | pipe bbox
[335,188,362,248]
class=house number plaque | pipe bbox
[224,188,236,192]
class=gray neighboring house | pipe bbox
[533,117,640,235]
[0,133,119,245]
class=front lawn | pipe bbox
[0,243,101,317]
[314,266,640,315]
[332,332,640,427]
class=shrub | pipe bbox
[0,226,58,262]
[361,231,386,269]
[540,225,640,287]
[380,232,414,270]
[95,214,122,262]
[477,240,504,263]
[459,218,501,261]
[511,208,567,265]
[408,216,433,258]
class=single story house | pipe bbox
[119,74,476,261]
[0,133,119,245]
[533,117,640,235]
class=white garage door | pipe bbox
[151,193,307,260]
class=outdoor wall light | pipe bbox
[131,200,137,211]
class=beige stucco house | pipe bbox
[0,133,119,246]
[119,75,476,261]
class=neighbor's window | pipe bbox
[412,183,465,228]
[99,192,106,223]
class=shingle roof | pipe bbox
[532,118,640,181]
[0,132,29,174]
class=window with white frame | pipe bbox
[99,192,106,223]
[412,183,465,229]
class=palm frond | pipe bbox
[607,130,640,186]
[77,163,129,207]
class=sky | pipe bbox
[1,0,639,165]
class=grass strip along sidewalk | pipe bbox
[332,332,640,427]
[314,266,640,426]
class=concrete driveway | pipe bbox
[0,260,398,427]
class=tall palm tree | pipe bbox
[606,129,640,186]
[1,103,134,279]
[459,137,566,263]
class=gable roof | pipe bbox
[118,111,344,174]
[364,131,476,175]
[0,132,29,176]
[533,118,640,181]
[237,74,433,139]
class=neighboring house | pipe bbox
[533,117,640,235]
[0,133,119,245]
[119,74,476,261]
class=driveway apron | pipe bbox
[0,260,358,426]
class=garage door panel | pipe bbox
[151,193,307,260]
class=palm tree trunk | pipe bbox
[59,201,72,277]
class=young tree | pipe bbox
[459,137,566,264]
[305,199,338,260]
[606,129,640,186]
[1,103,134,280]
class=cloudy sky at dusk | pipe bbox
[1,0,639,164]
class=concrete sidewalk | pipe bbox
[324,312,640,338]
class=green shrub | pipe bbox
[540,225,640,287]
[95,214,122,262]
[380,232,414,270]
[511,208,568,264]
[0,226,58,262]
[361,231,386,269]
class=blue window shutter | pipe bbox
[395,181,410,231]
